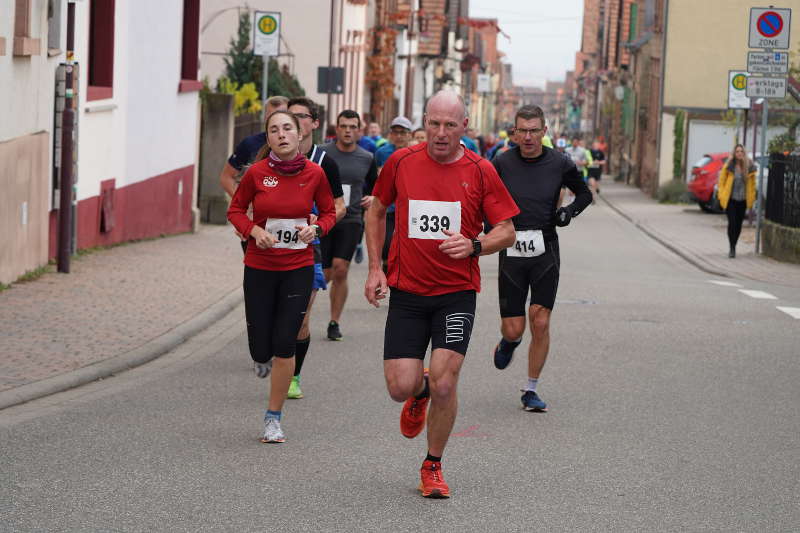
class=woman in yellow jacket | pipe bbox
[717,144,756,258]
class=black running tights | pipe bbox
[243,265,313,363]
[726,199,747,249]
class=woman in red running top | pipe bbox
[228,110,336,444]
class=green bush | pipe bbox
[656,179,691,204]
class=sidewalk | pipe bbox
[599,180,800,289]
[0,225,245,409]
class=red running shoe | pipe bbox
[400,370,429,439]
[418,460,450,498]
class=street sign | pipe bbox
[477,74,490,93]
[253,11,280,56]
[747,51,789,74]
[317,67,344,94]
[746,76,787,98]
[728,71,751,109]
[749,7,792,49]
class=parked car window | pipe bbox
[692,156,711,169]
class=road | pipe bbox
[2,200,799,532]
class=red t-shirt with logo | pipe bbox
[374,143,519,296]
[228,158,336,271]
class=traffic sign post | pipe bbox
[747,51,789,74]
[746,76,788,98]
[253,11,281,106]
[728,71,751,109]
[746,6,792,254]
[749,7,792,49]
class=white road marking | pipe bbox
[776,307,800,319]
[708,280,742,287]
[738,289,778,300]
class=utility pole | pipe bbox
[58,1,76,273]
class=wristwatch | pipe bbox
[470,239,482,257]
[312,224,322,238]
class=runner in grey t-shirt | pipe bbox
[319,110,378,341]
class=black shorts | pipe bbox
[498,240,560,316]
[243,265,313,362]
[320,221,362,268]
[382,212,395,262]
[384,288,476,359]
[588,168,602,180]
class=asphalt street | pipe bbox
[2,200,799,532]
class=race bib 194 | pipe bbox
[407,199,461,240]
[265,218,308,250]
[506,229,545,258]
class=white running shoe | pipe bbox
[261,418,285,443]
[254,360,272,379]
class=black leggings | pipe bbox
[726,199,747,248]
[243,265,313,363]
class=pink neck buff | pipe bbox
[268,151,306,174]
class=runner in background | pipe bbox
[411,128,427,146]
[285,97,346,399]
[588,139,606,199]
[320,110,378,341]
[375,116,413,272]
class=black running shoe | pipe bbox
[327,320,343,341]
[493,338,521,369]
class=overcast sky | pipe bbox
[468,0,584,88]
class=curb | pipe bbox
[599,193,731,279]
[0,288,243,411]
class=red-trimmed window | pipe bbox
[88,0,115,101]
[179,0,201,92]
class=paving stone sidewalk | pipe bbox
[600,180,800,289]
[0,225,244,394]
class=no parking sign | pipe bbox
[749,7,791,49]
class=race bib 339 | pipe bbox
[407,200,461,240]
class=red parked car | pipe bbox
[687,152,729,212]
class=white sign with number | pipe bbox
[746,76,787,98]
[506,230,545,258]
[266,218,307,249]
[747,51,789,74]
[477,74,490,93]
[407,200,461,240]
[253,11,281,56]
[748,7,792,50]
[728,71,751,110]
[341,184,351,207]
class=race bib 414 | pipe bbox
[507,229,545,258]
[407,200,461,240]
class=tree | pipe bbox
[221,12,261,91]
[219,12,306,99]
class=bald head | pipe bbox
[424,90,467,120]
[424,90,469,164]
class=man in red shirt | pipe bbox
[364,90,519,498]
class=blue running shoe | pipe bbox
[493,338,521,369]
[354,243,364,264]
[521,390,548,412]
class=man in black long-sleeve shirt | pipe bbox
[491,105,592,412]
